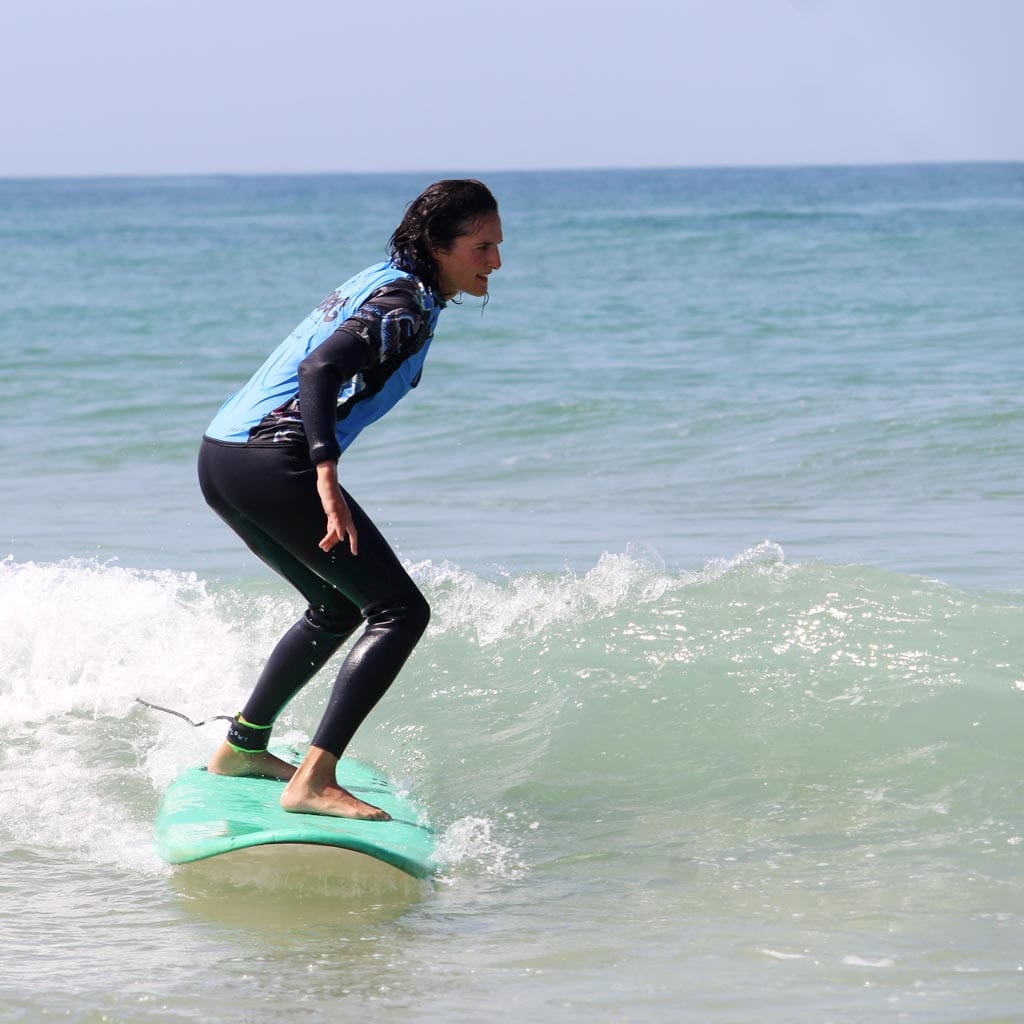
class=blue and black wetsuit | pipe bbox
[198,262,444,757]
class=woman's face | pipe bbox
[433,214,503,300]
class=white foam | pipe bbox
[0,558,299,872]
[0,557,291,726]
[435,816,525,880]
[842,955,895,969]
[410,546,715,648]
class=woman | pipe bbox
[198,179,502,820]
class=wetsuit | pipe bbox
[198,261,444,757]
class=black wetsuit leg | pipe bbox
[197,437,430,757]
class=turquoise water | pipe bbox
[1,165,1023,1022]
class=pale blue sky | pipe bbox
[1,0,1020,177]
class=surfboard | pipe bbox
[154,756,436,885]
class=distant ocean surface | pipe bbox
[2,164,1022,1022]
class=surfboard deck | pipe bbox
[154,756,436,882]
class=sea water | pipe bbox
[1,165,1022,1022]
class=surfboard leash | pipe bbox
[134,697,234,728]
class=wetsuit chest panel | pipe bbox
[206,263,441,454]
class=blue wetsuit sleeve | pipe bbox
[297,281,427,464]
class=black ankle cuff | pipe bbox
[226,714,272,753]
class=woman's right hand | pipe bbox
[315,461,358,556]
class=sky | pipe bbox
[1,0,1021,177]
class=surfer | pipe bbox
[197,179,502,820]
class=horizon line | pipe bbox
[2,157,1022,184]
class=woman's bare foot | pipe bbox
[280,746,390,821]
[206,741,296,782]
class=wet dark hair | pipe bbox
[388,179,499,296]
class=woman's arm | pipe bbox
[297,325,370,466]
[297,281,426,555]
[298,327,369,555]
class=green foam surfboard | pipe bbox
[154,756,436,882]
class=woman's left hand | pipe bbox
[315,461,358,555]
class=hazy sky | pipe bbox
[1,0,1020,177]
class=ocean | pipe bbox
[1,163,1022,1023]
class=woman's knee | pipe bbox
[364,587,430,643]
[305,603,362,638]
[406,588,431,639]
